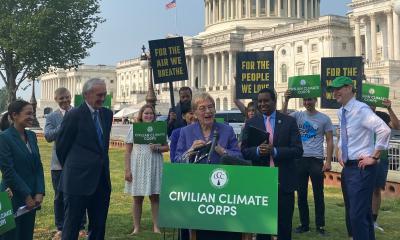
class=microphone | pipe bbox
[207,130,219,163]
[220,155,251,166]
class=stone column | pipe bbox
[238,0,242,19]
[394,10,400,60]
[231,0,234,19]
[191,55,195,88]
[266,0,270,17]
[214,53,218,86]
[256,0,260,17]
[310,0,314,18]
[205,2,208,25]
[200,56,205,87]
[221,51,226,85]
[228,51,233,86]
[304,39,309,74]
[304,0,308,19]
[297,0,301,18]
[354,17,361,56]
[288,0,292,17]
[214,0,217,23]
[278,0,281,17]
[318,36,324,57]
[387,10,394,59]
[370,13,377,62]
[246,0,251,18]
[207,54,212,86]
[219,0,223,21]
[317,0,320,18]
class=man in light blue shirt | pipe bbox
[329,76,390,240]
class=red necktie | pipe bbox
[266,116,274,167]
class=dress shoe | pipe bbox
[294,225,310,233]
[316,227,327,236]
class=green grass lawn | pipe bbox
[33,140,400,240]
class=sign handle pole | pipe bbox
[169,81,175,108]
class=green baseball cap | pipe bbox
[327,76,353,90]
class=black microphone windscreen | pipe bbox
[220,155,251,166]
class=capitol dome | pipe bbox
[204,0,321,32]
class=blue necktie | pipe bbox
[93,111,104,147]
[340,108,348,162]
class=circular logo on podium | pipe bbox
[300,79,307,86]
[210,169,228,189]
[147,126,154,133]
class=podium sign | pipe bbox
[0,192,15,235]
[159,164,278,234]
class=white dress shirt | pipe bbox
[338,97,391,160]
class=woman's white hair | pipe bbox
[191,92,215,110]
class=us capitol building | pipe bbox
[39,0,400,118]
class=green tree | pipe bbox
[0,0,104,103]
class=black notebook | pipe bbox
[246,125,270,146]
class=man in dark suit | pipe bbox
[241,88,303,240]
[167,86,192,136]
[56,78,113,240]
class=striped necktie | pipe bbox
[93,110,104,147]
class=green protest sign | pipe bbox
[288,75,321,98]
[74,94,112,109]
[215,118,225,123]
[159,164,278,234]
[0,192,15,235]
[362,83,389,107]
[132,121,167,144]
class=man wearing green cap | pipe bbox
[328,76,390,240]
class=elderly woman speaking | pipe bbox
[175,93,242,164]
[174,92,242,239]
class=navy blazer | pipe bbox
[175,122,242,164]
[241,112,303,192]
[0,126,45,210]
[56,102,113,196]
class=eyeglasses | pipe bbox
[197,105,215,113]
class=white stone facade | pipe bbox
[38,65,116,110]
[39,0,400,118]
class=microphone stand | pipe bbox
[207,130,219,164]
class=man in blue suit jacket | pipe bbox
[56,79,113,240]
[241,88,303,240]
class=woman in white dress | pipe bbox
[124,104,169,235]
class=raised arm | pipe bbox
[281,90,292,114]
[383,99,400,130]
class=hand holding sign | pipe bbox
[382,99,392,109]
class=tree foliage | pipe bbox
[0,0,104,103]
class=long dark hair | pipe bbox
[0,100,31,131]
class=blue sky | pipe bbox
[16,0,351,99]
[83,0,351,65]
